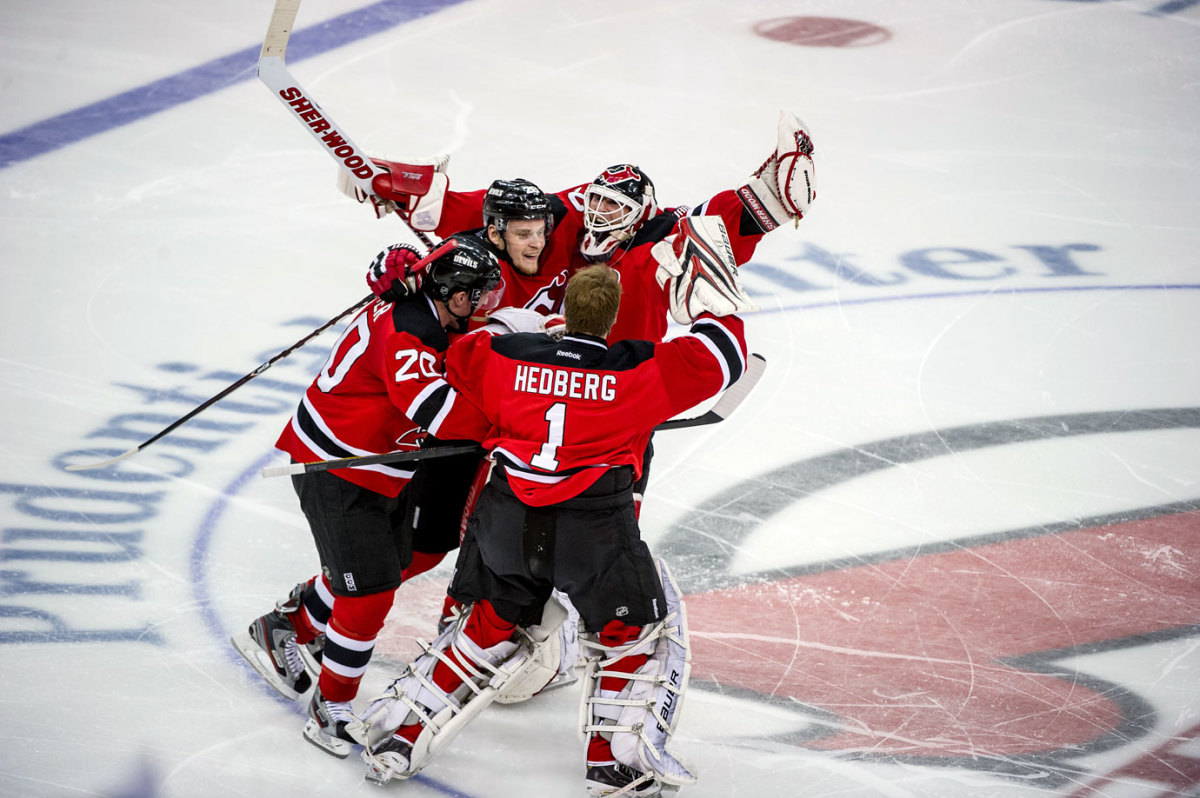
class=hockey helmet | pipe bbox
[580,164,657,262]
[482,178,554,237]
[422,234,505,314]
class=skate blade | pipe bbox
[230,632,303,701]
[302,718,353,759]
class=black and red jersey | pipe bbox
[275,295,463,497]
[433,182,767,344]
[436,314,749,506]
[435,189,582,321]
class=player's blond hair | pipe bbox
[564,265,622,338]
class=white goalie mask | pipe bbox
[580,164,657,262]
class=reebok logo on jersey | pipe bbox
[555,350,582,360]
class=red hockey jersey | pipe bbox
[434,182,765,344]
[275,295,463,497]
[436,314,749,506]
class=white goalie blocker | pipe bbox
[355,595,569,784]
[652,215,758,325]
[580,559,697,789]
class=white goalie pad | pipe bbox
[357,596,569,783]
[580,559,697,788]
[495,590,581,704]
[652,216,757,325]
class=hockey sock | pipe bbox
[292,574,332,645]
[587,621,647,765]
[401,550,447,581]
[318,589,396,702]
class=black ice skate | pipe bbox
[303,686,363,758]
[230,583,314,701]
[585,762,663,796]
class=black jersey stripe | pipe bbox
[294,398,415,479]
[689,318,746,389]
[408,381,454,431]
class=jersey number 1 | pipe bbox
[530,402,566,471]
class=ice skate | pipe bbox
[230,584,313,701]
[362,734,416,785]
[303,686,363,759]
[586,762,663,796]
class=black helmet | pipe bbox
[482,178,554,237]
[580,164,657,262]
[422,234,504,311]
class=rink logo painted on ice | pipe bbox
[746,240,1107,298]
[664,408,1200,789]
[0,317,330,646]
[753,17,892,48]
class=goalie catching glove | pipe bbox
[652,215,757,324]
[738,109,816,231]
[337,154,450,231]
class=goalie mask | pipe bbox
[482,178,554,237]
[422,234,505,317]
[580,164,657,263]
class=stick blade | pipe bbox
[63,447,139,472]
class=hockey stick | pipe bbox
[262,353,767,478]
[257,0,438,251]
[66,293,373,472]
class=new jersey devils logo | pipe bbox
[599,165,642,185]
[393,426,427,451]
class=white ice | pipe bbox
[1,0,1198,796]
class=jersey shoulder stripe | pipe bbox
[686,318,746,389]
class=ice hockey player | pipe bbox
[366,176,579,330]
[231,234,502,758]
[354,252,756,796]
[342,109,816,344]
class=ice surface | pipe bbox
[1,0,1198,795]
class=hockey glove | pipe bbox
[653,216,757,324]
[337,156,449,230]
[367,243,425,303]
[739,110,816,231]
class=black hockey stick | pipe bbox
[262,353,767,478]
[257,0,438,252]
[66,293,373,471]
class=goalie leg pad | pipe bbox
[580,559,696,788]
[358,596,568,783]
[495,589,579,704]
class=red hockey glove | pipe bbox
[367,243,425,303]
[338,156,449,230]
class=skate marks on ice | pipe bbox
[661,407,1200,791]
